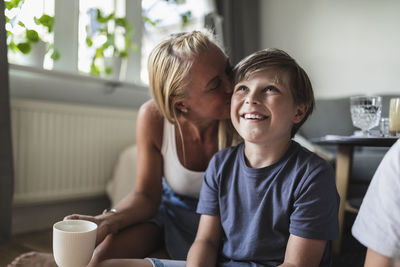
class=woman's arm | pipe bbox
[278,234,326,267]
[187,214,222,267]
[66,100,165,244]
[112,100,164,227]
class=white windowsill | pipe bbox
[9,63,148,93]
[8,63,151,109]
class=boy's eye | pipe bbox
[235,85,248,92]
[263,86,279,93]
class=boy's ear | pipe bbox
[292,104,307,123]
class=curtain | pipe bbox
[0,0,14,243]
[215,0,261,65]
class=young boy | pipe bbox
[187,48,339,267]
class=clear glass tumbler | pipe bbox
[350,95,382,136]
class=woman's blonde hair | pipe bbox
[148,29,218,124]
[148,29,236,151]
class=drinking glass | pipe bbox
[389,97,400,136]
[350,96,382,136]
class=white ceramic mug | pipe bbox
[389,97,400,136]
[53,219,97,267]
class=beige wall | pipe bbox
[260,0,400,99]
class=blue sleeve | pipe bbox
[289,163,339,240]
[196,155,220,216]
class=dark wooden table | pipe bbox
[312,135,398,253]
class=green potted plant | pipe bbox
[87,1,192,80]
[86,8,135,79]
[5,0,60,67]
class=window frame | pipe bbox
[52,0,143,84]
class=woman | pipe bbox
[9,29,236,267]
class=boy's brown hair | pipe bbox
[233,48,315,138]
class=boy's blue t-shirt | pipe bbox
[197,141,339,267]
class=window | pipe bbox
[5,0,55,68]
[78,0,126,77]
[6,0,215,85]
[141,0,214,83]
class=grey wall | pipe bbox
[0,0,14,243]
[260,0,400,99]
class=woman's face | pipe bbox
[180,43,233,122]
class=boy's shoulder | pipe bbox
[290,142,336,194]
[291,141,333,170]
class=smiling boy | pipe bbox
[187,49,339,267]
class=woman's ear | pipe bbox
[175,101,188,113]
[293,104,307,123]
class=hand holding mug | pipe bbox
[64,212,118,246]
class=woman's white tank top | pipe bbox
[161,119,205,198]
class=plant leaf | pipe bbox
[96,8,114,23]
[5,2,13,10]
[95,48,103,58]
[5,0,23,10]
[115,18,127,27]
[86,37,93,47]
[51,50,60,61]
[17,42,31,54]
[143,16,157,26]
[105,66,113,74]
[8,41,18,52]
[180,11,192,27]
[119,51,128,58]
[26,29,39,42]
[105,13,114,21]
[34,16,40,25]
[90,62,101,76]
[36,14,55,32]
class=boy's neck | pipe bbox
[243,139,292,168]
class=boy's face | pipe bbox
[231,68,306,144]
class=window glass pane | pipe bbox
[5,0,55,69]
[78,0,125,76]
[141,0,214,84]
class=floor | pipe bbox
[0,229,52,266]
[332,213,367,267]
[0,213,366,267]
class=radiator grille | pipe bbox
[11,99,137,206]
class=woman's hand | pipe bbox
[64,213,119,246]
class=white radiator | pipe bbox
[11,99,137,206]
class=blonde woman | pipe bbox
[9,30,236,267]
